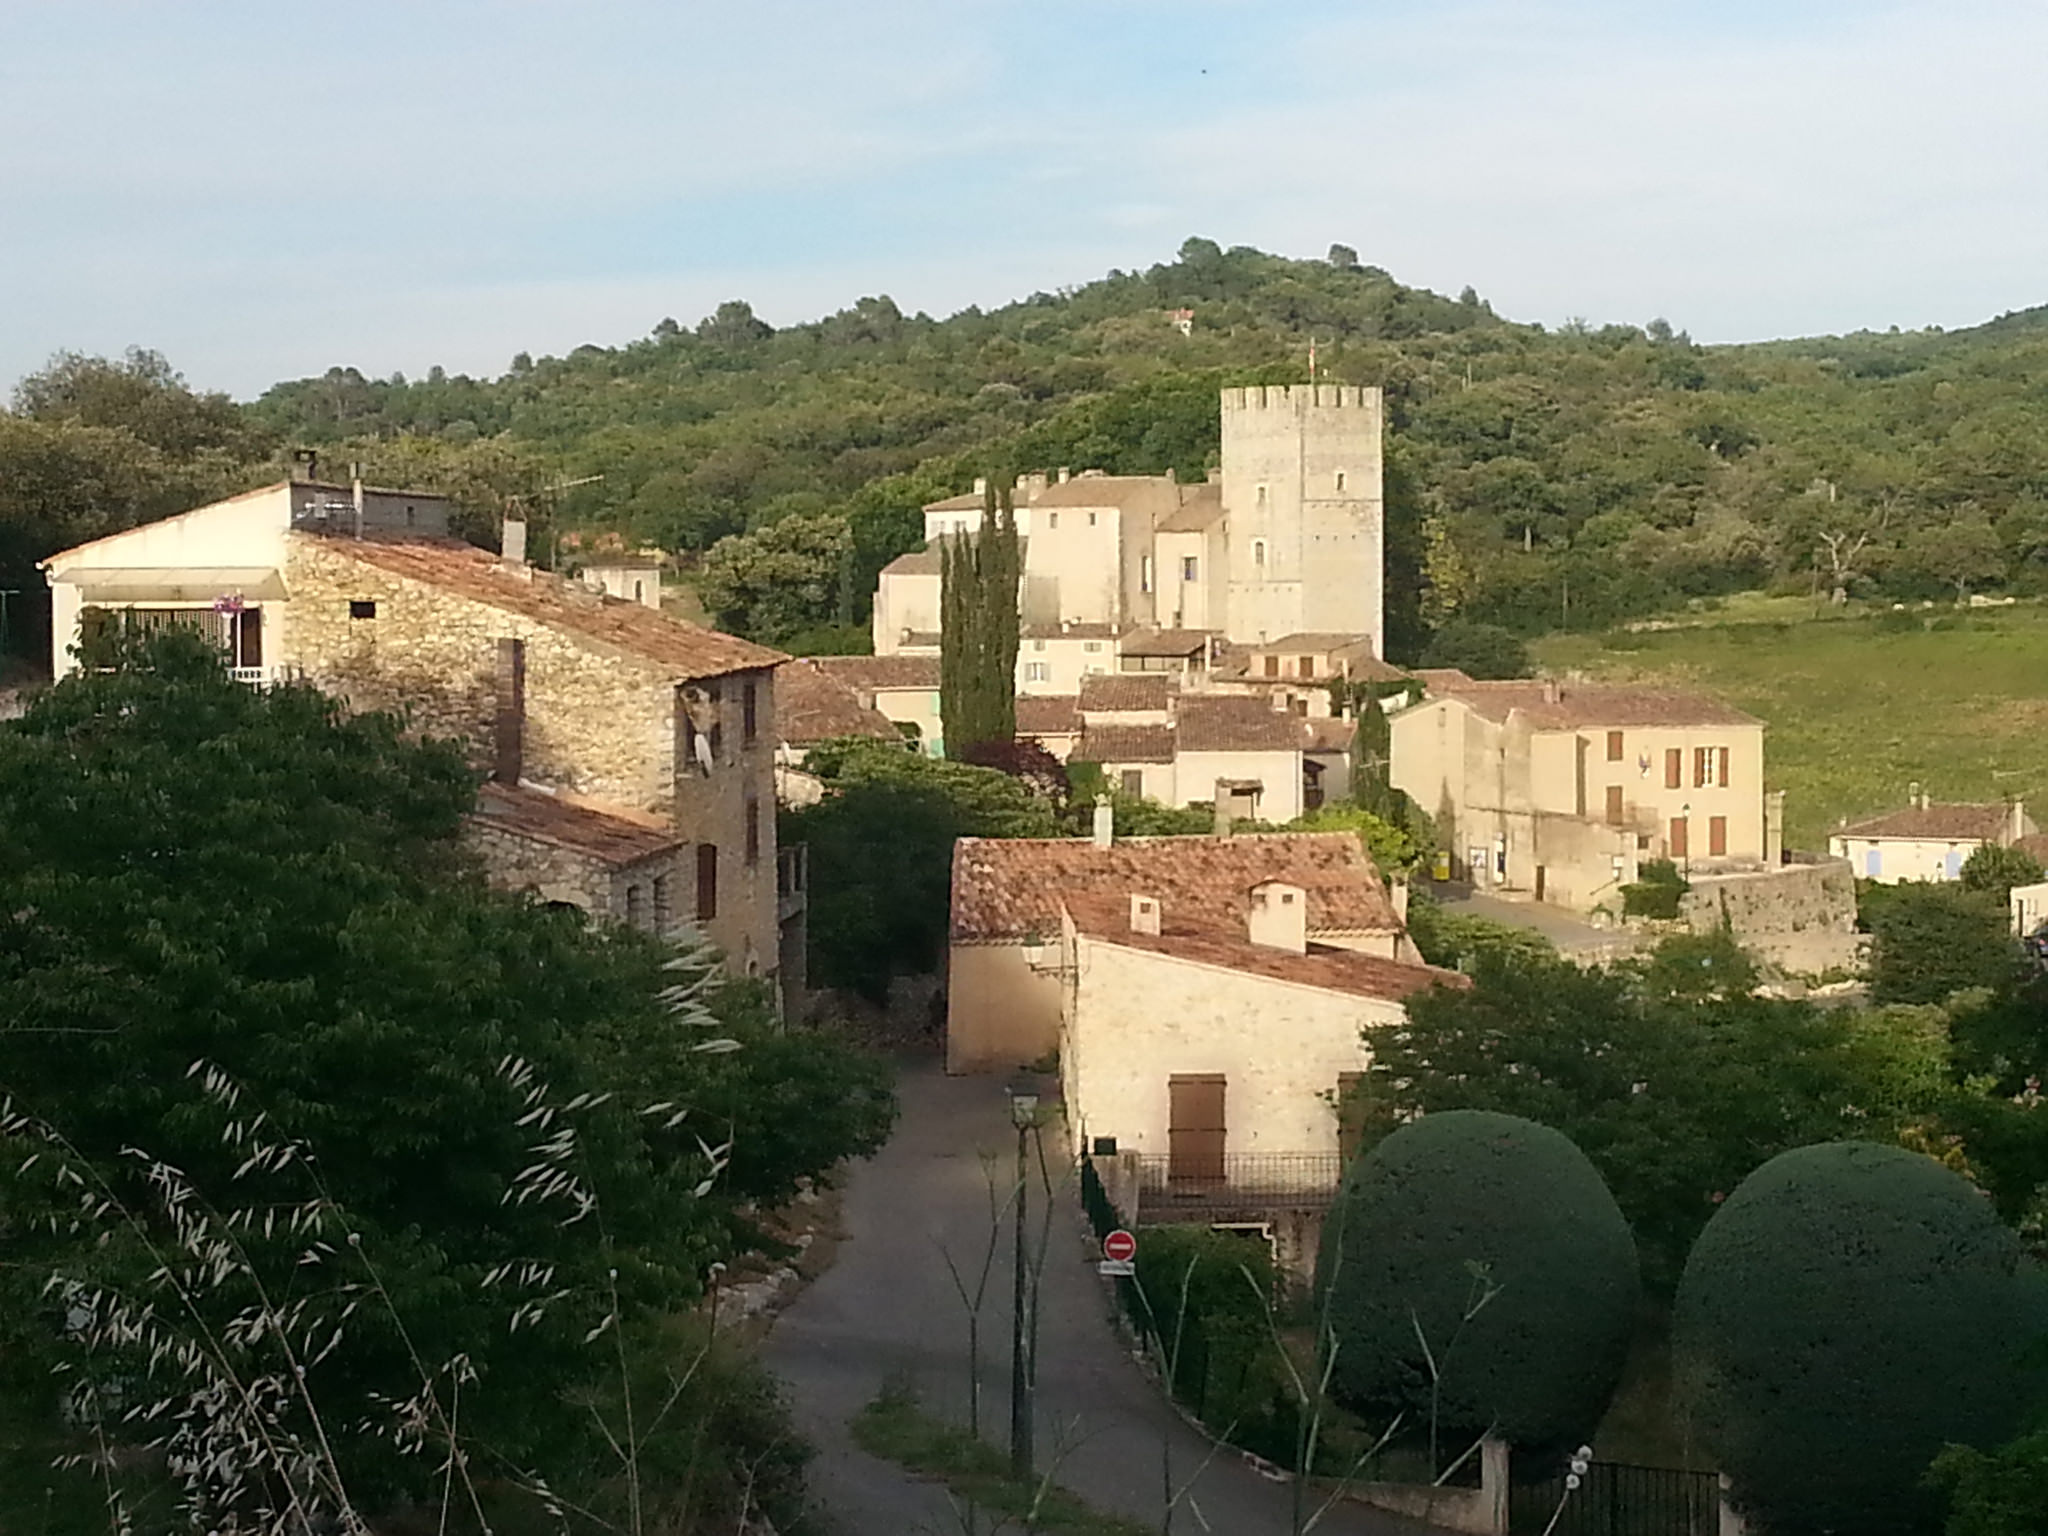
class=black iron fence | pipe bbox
[1509,1460,1720,1536]
[1135,1153,1343,1205]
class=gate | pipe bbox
[1509,1460,1719,1536]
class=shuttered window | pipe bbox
[696,844,718,921]
[1606,730,1623,762]
[1665,749,1682,789]
[1709,816,1728,857]
[1168,1075,1226,1185]
[1605,785,1625,825]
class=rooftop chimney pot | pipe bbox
[1246,880,1308,954]
[1128,893,1160,935]
[1092,797,1114,850]
[501,517,528,565]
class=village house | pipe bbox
[771,656,902,806]
[945,819,1416,1074]
[40,477,800,993]
[809,653,942,754]
[1828,789,2034,882]
[1070,690,1346,822]
[1388,673,1775,912]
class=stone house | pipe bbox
[41,479,799,992]
[811,654,943,756]
[1015,694,1082,761]
[466,782,690,929]
[772,656,901,805]
[946,821,1415,1074]
[1828,790,2033,882]
[1389,675,1773,912]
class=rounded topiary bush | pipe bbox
[1320,1110,1639,1455]
[1674,1141,2047,1536]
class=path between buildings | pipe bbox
[764,1061,1435,1536]
[1433,887,1640,963]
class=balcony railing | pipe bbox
[1134,1153,1343,1212]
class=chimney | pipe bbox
[1058,466,1071,484]
[973,476,987,496]
[1391,877,1410,925]
[1092,797,1114,849]
[1908,780,1921,810]
[1541,677,1561,705]
[290,447,319,483]
[1129,893,1161,936]
[1246,881,1308,954]
[494,637,526,784]
[501,517,528,565]
[2011,797,2028,844]
[1212,782,1233,838]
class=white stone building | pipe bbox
[1828,793,2033,883]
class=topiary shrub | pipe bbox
[1319,1110,1639,1458]
[1674,1141,2048,1536]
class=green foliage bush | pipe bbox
[1404,888,1557,970]
[1674,1141,2048,1536]
[1620,857,1690,920]
[1962,842,2047,901]
[1863,880,2018,1003]
[1929,1423,2048,1536]
[1418,619,1532,679]
[1320,1110,1639,1454]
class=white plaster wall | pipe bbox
[1026,504,1123,625]
[1827,834,1986,883]
[1018,635,1114,695]
[1177,747,1305,822]
[871,684,944,756]
[872,570,940,654]
[1062,936,1401,1157]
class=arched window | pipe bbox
[1253,539,1267,567]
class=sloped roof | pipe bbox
[951,831,1400,942]
[1064,896,1461,1004]
[1119,628,1213,658]
[303,532,784,681]
[882,548,942,576]
[1836,802,2014,842]
[1429,679,1761,730]
[1155,483,1225,533]
[923,491,985,513]
[1016,695,1082,737]
[777,658,900,746]
[1027,474,1182,511]
[1079,673,1174,713]
[1303,717,1358,752]
[811,654,941,691]
[1176,695,1306,752]
[1022,621,1120,640]
[1072,724,1175,764]
[469,782,685,866]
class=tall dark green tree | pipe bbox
[939,477,1020,757]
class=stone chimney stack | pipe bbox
[1541,677,1561,705]
[1908,781,1922,811]
[1391,876,1410,925]
[1092,797,1114,850]
[501,517,528,565]
[1246,881,1308,954]
[1129,894,1161,936]
[2010,797,2028,844]
[1212,783,1233,838]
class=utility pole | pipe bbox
[1007,1078,1040,1482]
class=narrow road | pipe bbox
[765,1062,1435,1535]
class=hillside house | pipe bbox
[772,656,902,805]
[810,653,942,755]
[1828,791,2033,882]
[1071,691,1341,822]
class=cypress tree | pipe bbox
[940,477,1019,757]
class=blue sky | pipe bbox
[2,0,2042,398]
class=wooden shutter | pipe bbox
[695,843,718,921]
[1168,1075,1226,1185]
[1665,748,1682,789]
[1606,730,1623,762]
[1717,747,1730,788]
[1605,785,1624,826]
[1669,817,1689,859]
[1694,747,1710,788]
[1709,816,1728,857]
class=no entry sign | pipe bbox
[1102,1229,1137,1263]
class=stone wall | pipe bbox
[463,821,690,934]
[1680,858,1861,975]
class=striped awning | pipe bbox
[51,567,287,602]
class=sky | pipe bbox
[2,0,2043,399]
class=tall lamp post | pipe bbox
[1680,801,1692,879]
[1007,1076,1040,1483]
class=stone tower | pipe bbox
[1218,384,1384,652]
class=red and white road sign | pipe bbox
[1102,1229,1137,1264]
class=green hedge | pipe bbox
[1319,1110,1639,1455]
[1674,1141,2048,1536]
[1620,858,1689,920]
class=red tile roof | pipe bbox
[1154,483,1224,533]
[1016,695,1082,736]
[469,782,685,866]
[1303,717,1357,752]
[305,532,784,681]
[1079,673,1174,713]
[811,654,941,691]
[1072,724,1175,764]
[1430,679,1760,729]
[776,658,900,746]
[1119,628,1213,658]
[1176,695,1307,752]
[951,831,1401,942]
[1836,802,2017,842]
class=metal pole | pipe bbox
[1010,1115,1033,1482]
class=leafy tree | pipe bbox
[1897,511,2006,604]
[957,735,1070,807]
[1321,1111,1639,1457]
[1418,620,1530,679]
[939,479,1020,756]
[696,509,853,643]
[1962,841,2046,901]
[1864,881,2017,1004]
[1287,803,1423,874]
[1929,1423,2048,1536]
[12,346,265,459]
[1133,1226,1296,1462]
[1674,1142,2048,1536]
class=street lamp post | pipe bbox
[1007,1076,1040,1483]
[1680,801,1692,879]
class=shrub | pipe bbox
[1419,619,1531,680]
[1962,842,2046,902]
[1674,1141,2048,1536]
[1864,881,2016,1004]
[1620,858,1689,920]
[1320,1110,1639,1455]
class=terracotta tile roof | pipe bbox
[1154,483,1224,532]
[2013,833,2048,865]
[1016,695,1082,736]
[1079,673,1174,713]
[882,548,942,576]
[1072,724,1175,764]
[1413,668,1475,690]
[469,782,685,867]
[1836,802,2016,842]
[776,658,900,746]
[305,532,785,681]
[1119,628,1214,658]
[1027,475,1182,512]
[1022,621,1121,640]
[951,831,1401,942]
[811,654,941,691]
[1176,695,1306,752]
[1303,717,1357,752]
[1065,897,1462,1004]
[1430,679,1761,730]
[923,491,985,513]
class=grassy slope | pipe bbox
[1535,600,2048,850]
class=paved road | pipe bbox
[765,1063,1433,1536]
[1431,886,1639,962]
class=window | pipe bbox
[696,844,718,921]
[1256,485,1268,507]
[652,875,671,932]
[1605,785,1624,825]
[1083,640,1101,653]
[1297,656,1314,678]
[1717,747,1730,788]
[1865,847,1882,878]
[349,600,377,620]
[1694,747,1712,788]
[1665,748,1682,789]
[1140,555,1153,594]
[1087,512,1097,526]
[633,579,644,603]
[1026,662,1049,683]
[1337,1072,1366,1163]
[1709,816,1728,857]
[1606,730,1624,762]
[1182,555,1198,582]
[625,884,645,929]
[744,799,760,865]
[1263,655,1280,678]
[743,680,758,744]
[1253,539,1267,567]
[709,718,724,764]
[1048,512,1059,529]
[1121,769,1144,796]
[1336,471,1348,493]
[404,505,417,528]
[1032,638,1046,652]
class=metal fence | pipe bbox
[1134,1153,1343,1205]
[1509,1460,1720,1536]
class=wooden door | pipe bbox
[1709,816,1728,857]
[1605,784,1624,825]
[236,608,263,668]
[1669,817,1689,859]
[1168,1075,1226,1185]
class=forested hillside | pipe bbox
[8,239,2048,659]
